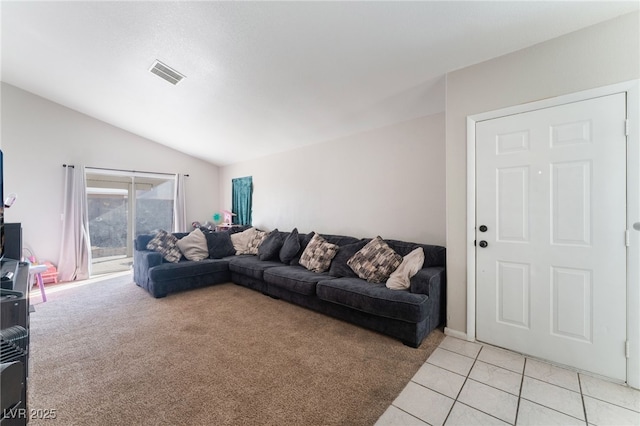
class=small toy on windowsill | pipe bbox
[221,209,236,226]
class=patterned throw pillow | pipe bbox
[299,233,339,273]
[231,227,257,254]
[347,236,402,283]
[146,229,182,263]
[246,229,268,255]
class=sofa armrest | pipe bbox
[133,249,163,287]
[409,266,445,297]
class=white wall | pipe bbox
[220,112,446,245]
[445,12,640,333]
[0,83,220,264]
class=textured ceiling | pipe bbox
[2,1,638,166]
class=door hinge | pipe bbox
[626,230,631,247]
[626,341,630,359]
[625,119,629,136]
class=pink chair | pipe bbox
[28,263,48,303]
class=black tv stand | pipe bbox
[1,263,29,425]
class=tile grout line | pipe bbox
[520,371,589,422]
[518,396,590,423]
[578,374,589,425]
[389,404,431,426]
[514,358,527,425]
[456,400,516,425]
[440,343,483,425]
[525,375,583,396]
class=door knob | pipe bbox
[479,225,488,232]
[479,240,488,248]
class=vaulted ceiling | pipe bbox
[2,1,638,165]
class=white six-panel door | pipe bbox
[475,93,627,381]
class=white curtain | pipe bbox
[173,173,187,232]
[58,165,92,281]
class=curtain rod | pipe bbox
[62,164,189,177]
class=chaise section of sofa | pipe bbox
[133,233,231,298]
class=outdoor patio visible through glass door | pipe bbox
[86,170,175,276]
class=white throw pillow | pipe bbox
[230,227,257,255]
[386,247,425,290]
[176,228,209,261]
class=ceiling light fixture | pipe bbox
[148,60,185,85]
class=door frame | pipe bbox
[465,80,639,387]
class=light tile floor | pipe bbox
[376,336,640,426]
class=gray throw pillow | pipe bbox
[328,239,369,278]
[204,231,237,259]
[146,229,182,263]
[279,228,300,264]
[289,231,314,266]
[347,236,402,283]
[257,229,284,261]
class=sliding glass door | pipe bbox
[86,170,175,276]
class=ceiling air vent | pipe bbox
[149,60,185,85]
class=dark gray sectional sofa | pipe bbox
[133,230,446,348]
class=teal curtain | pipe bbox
[232,176,253,225]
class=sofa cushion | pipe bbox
[228,255,283,280]
[146,229,182,263]
[204,231,237,259]
[299,233,339,273]
[316,278,429,323]
[258,229,284,261]
[328,239,369,278]
[347,236,402,283]
[176,228,209,261]
[279,228,301,264]
[264,266,335,296]
[386,247,425,290]
[149,258,230,282]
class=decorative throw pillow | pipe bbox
[257,229,284,261]
[204,231,237,259]
[146,229,182,263]
[279,228,300,264]
[246,229,268,255]
[176,228,209,261]
[289,231,315,266]
[299,233,339,273]
[328,239,369,278]
[386,247,425,290]
[347,236,402,283]
[231,227,257,254]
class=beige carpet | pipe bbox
[27,273,444,425]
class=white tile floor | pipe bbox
[376,336,640,426]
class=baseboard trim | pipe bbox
[444,327,471,341]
